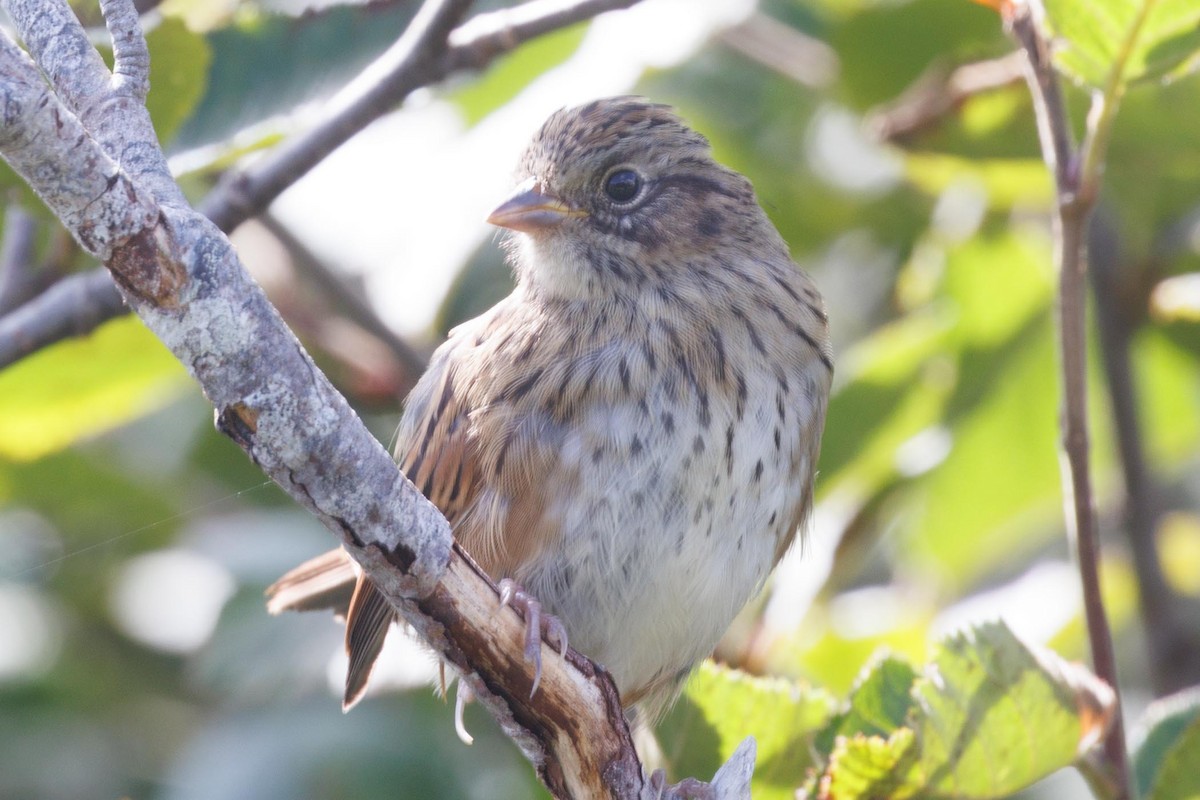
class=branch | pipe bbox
[200,0,644,233]
[1007,4,1130,798]
[101,0,151,100]
[0,203,43,315]
[257,211,428,397]
[7,0,183,206]
[199,0,474,231]
[0,268,126,365]
[0,1,746,797]
[715,11,838,89]
[867,51,1026,143]
[0,0,645,369]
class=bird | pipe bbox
[266,96,833,726]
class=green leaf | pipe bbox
[818,229,1062,587]
[816,654,918,754]
[905,237,1062,585]
[1044,0,1200,88]
[658,662,837,800]
[1134,687,1200,799]
[449,24,588,126]
[817,728,917,799]
[1105,77,1200,257]
[0,316,190,461]
[171,4,420,151]
[832,0,1008,110]
[808,621,1114,800]
[906,623,1108,795]
[816,305,956,493]
[145,17,211,145]
[1137,328,1200,466]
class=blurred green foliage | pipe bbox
[3,0,1200,798]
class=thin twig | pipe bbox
[101,0,151,100]
[200,0,475,230]
[444,0,639,69]
[258,211,428,393]
[716,11,839,89]
[1008,4,1130,798]
[867,51,1026,143]
[0,269,128,365]
[0,204,42,315]
[202,0,643,231]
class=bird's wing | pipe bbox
[340,356,492,709]
[271,305,572,709]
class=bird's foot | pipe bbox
[498,578,568,698]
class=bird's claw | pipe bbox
[498,578,567,698]
[454,680,475,745]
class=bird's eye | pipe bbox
[603,169,641,203]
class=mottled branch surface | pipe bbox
[0,1,754,797]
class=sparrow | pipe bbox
[267,96,832,725]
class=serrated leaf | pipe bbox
[816,728,917,800]
[809,621,1115,800]
[658,662,837,800]
[816,654,918,755]
[1044,0,1200,88]
[0,316,190,461]
[1133,686,1200,798]
[907,622,1113,796]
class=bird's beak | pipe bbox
[487,178,587,233]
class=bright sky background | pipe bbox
[267,0,756,339]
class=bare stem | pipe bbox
[0,269,127,365]
[200,0,475,229]
[258,211,428,393]
[1008,5,1131,798]
[867,51,1026,143]
[0,204,41,315]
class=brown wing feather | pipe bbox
[265,547,357,617]
[336,304,568,703]
[267,300,574,704]
[343,579,395,709]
